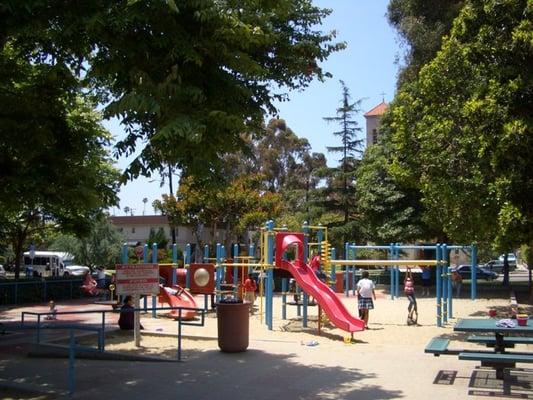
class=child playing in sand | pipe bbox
[356,271,376,329]
[44,300,57,320]
[404,268,418,325]
[243,273,258,311]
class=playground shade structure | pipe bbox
[278,234,365,333]
[158,284,198,320]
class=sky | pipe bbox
[106,0,400,217]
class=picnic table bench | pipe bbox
[425,338,459,356]
[455,318,533,381]
[467,335,533,348]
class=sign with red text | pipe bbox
[115,264,159,295]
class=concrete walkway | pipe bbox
[1,295,532,399]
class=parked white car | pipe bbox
[64,265,90,277]
[0,265,6,278]
[498,253,516,264]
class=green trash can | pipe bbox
[216,301,250,352]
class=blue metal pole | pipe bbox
[389,243,395,300]
[302,221,309,261]
[442,244,448,324]
[172,244,177,286]
[215,243,222,302]
[185,243,191,289]
[248,244,255,274]
[220,245,226,294]
[352,245,357,296]
[203,244,209,262]
[471,244,478,300]
[281,278,287,320]
[122,243,129,264]
[394,243,400,298]
[316,227,323,266]
[344,242,350,297]
[446,244,453,320]
[151,243,158,318]
[436,244,442,327]
[233,244,239,296]
[143,244,149,311]
[266,220,274,330]
[330,248,337,291]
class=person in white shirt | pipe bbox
[356,270,376,329]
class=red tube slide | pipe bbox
[158,284,198,320]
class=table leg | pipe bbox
[495,332,505,352]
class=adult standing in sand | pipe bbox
[421,266,431,296]
[356,270,376,328]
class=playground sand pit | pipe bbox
[78,291,514,359]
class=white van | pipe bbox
[23,251,74,277]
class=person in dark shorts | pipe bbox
[421,267,431,296]
[404,268,418,325]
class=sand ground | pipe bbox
[2,289,533,399]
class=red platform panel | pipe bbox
[189,263,215,294]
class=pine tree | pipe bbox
[322,81,364,242]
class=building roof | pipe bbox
[364,101,388,117]
[109,215,169,225]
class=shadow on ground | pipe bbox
[0,347,404,400]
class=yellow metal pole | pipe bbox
[332,259,438,266]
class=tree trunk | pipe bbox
[13,229,25,280]
[503,253,510,287]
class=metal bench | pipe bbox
[459,352,533,379]
[425,338,461,356]
[467,335,533,348]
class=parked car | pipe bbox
[0,265,6,279]
[64,265,90,277]
[483,260,516,273]
[450,265,498,281]
[498,253,517,264]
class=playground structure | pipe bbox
[116,220,479,332]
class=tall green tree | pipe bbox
[387,0,533,282]
[356,141,429,243]
[0,45,120,278]
[147,227,169,250]
[1,0,344,182]
[154,174,282,252]
[387,0,464,86]
[322,80,364,244]
[51,217,123,269]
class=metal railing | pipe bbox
[20,305,206,360]
[0,278,84,305]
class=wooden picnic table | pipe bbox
[454,318,533,352]
[453,318,533,380]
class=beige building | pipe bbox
[364,101,388,147]
[109,215,225,250]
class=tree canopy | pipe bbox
[1,0,344,181]
[0,42,120,277]
[386,0,533,251]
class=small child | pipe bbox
[243,273,258,312]
[404,269,418,325]
[45,300,57,320]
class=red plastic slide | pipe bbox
[278,234,365,333]
[158,284,198,320]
